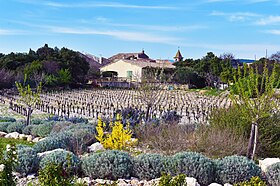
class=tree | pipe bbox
[193,52,222,88]
[57,69,71,85]
[230,62,279,159]
[220,53,235,61]
[24,60,43,85]
[43,60,59,74]
[59,47,89,84]
[44,74,58,87]
[173,67,205,88]
[220,70,231,83]
[0,69,14,89]
[36,44,55,60]
[135,67,170,122]
[15,75,42,126]
[270,51,280,62]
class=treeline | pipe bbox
[0,44,91,89]
[1,44,280,90]
[173,52,280,89]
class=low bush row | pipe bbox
[0,120,54,136]
[15,148,280,186]
[33,123,96,154]
[0,116,92,137]
[0,118,97,155]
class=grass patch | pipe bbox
[187,87,224,96]
[0,137,34,152]
[203,88,223,96]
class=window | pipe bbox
[127,71,133,78]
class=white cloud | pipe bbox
[205,0,235,3]
[182,42,280,58]
[265,29,280,35]
[202,43,280,52]
[256,16,280,25]
[16,0,177,10]
[95,17,110,23]
[94,23,207,32]
[205,0,272,3]
[0,29,28,35]
[210,11,261,22]
[247,0,271,3]
[48,26,180,45]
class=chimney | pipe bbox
[99,55,103,64]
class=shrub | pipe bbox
[192,126,247,158]
[0,122,11,132]
[165,151,214,185]
[66,124,96,135]
[30,119,43,125]
[66,125,96,155]
[266,162,280,186]
[0,144,17,186]
[82,150,133,180]
[6,122,26,133]
[257,114,280,157]
[66,117,88,124]
[51,121,74,133]
[209,106,251,136]
[39,150,81,175]
[159,173,187,186]
[33,132,72,153]
[133,153,166,180]
[15,145,39,176]
[22,125,36,135]
[120,107,144,127]
[234,176,266,186]
[38,162,72,186]
[135,124,195,155]
[161,111,181,124]
[0,117,16,123]
[215,156,261,184]
[31,122,53,137]
[35,125,96,155]
[96,117,136,150]
[47,115,62,122]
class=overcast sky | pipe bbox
[1,0,280,59]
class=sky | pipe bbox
[0,0,280,60]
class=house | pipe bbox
[100,59,175,82]
[108,49,152,62]
[79,52,111,68]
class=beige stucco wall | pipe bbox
[100,60,143,81]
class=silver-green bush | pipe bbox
[34,125,96,155]
[6,122,25,133]
[31,122,53,137]
[0,122,11,132]
[266,162,280,186]
[0,117,16,122]
[22,125,36,135]
[165,152,214,185]
[33,132,72,153]
[39,150,81,175]
[15,145,40,176]
[82,150,133,180]
[215,156,261,184]
[66,126,96,155]
[133,153,166,180]
[30,119,43,125]
[51,121,74,134]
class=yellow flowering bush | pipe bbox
[96,115,137,150]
